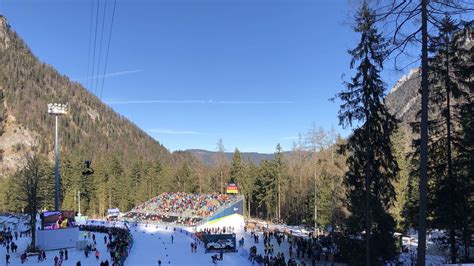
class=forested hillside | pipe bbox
[0,15,170,177]
[0,15,202,216]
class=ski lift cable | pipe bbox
[86,0,95,92]
[94,0,108,95]
[90,0,101,95]
[99,0,117,100]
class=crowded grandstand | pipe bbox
[122,192,242,226]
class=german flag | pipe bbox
[226,183,239,194]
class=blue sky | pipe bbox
[1,0,410,153]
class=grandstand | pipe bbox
[123,192,244,227]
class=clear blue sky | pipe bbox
[0,0,408,153]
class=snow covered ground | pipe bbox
[0,214,455,265]
[1,214,250,266]
[126,222,249,265]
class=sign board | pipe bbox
[36,227,79,250]
[40,210,76,230]
[107,208,120,217]
[226,183,238,194]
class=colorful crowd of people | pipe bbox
[198,226,236,235]
[123,212,202,225]
[124,192,237,225]
[2,227,22,265]
[51,249,68,266]
[248,228,341,266]
[79,225,133,266]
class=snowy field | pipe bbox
[1,214,251,266]
[0,213,453,265]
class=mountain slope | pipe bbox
[0,16,170,177]
[385,27,473,127]
[385,68,421,126]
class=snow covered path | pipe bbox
[126,225,248,266]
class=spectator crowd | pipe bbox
[79,225,133,266]
[248,229,341,266]
[124,192,237,226]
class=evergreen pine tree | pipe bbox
[420,17,472,262]
[255,159,277,220]
[129,161,143,205]
[336,3,399,264]
[230,148,244,184]
[240,160,257,217]
[273,144,285,222]
[426,16,464,262]
[389,127,410,231]
[455,22,473,261]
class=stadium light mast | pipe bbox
[48,103,68,211]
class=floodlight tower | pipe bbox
[48,103,68,211]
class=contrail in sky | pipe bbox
[73,69,142,81]
[147,129,204,135]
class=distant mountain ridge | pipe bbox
[186,149,276,165]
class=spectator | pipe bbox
[124,192,238,226]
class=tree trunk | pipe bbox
[30,211,36,250]
[444,38,456,263]
[417,0,429,264]
[364,124,371,266]
[314,167,318,230]
[199,175,202,194]
[278,174,281,222]
[220,169,223,194]
[248,194,251,218]
[363,50,372,265]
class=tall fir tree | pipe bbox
[455,22,473,261]
[230,148,244,184]
[336,3,399,264]
[240,160,257,217]
[254,159,277,220]
[420,17,472,262]
[128,161,144,206]
[273,144,286,222]
[389,127,411,231]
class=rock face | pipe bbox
[0,113,40,177]
[0,15,10,50]
[385,26,473,128]
[385,68,421,126]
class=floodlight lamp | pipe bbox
[47,103,68,115]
